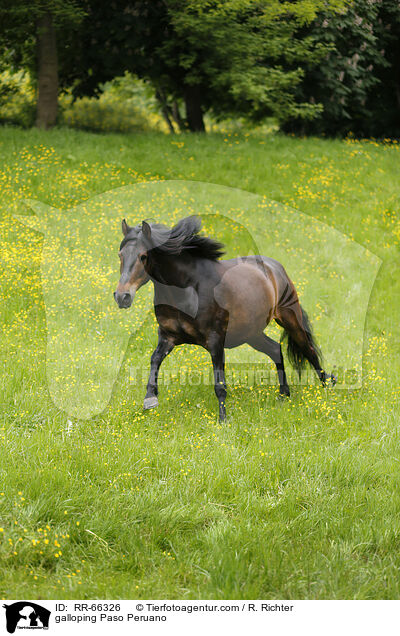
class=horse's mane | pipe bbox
[124,216,225,261]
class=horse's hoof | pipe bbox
[278,388,290,400]
[329,373,337,386]
[143,396,159,410]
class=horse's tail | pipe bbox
[281,305,322,378]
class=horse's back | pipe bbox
[221,255,289,281]
[220,255,294,304]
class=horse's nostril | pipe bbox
[114,290,131,307]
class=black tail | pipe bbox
[281,306,322,377]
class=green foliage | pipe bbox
[59,76,167,133]
[163,1,323,123]
[283,0,400,137]
[103,73,162,117]
[60,0,347,130]
[0,69,36,127]
[2,0,399,135]
[0,0,85,76]
[367,0,400,138]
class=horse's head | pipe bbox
[114,219,151,309]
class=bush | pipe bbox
[0,69,36,128]
[60,75,168,133]
[283,0,400,137]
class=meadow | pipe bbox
[0,126,399,599]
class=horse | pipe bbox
[114,216,335,421]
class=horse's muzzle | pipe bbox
[114,290,132,309]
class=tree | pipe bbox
[283,0,400,137]
[36,12,58,128]
[61,0,347,132]
[0,0,84,128]
[367,0,400,137]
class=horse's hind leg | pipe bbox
[247,333,290,397]
[276,305,331,385]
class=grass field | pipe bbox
[0,126,399,599]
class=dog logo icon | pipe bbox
[3,602,50,633]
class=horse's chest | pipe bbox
[155,309,203,345]
[153,282,205,344]
[154,283,198,317]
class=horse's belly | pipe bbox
[224,310,269,347]
[214,264,275,345]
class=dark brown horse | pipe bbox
[114,216,335,421]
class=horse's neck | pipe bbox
[148,253,197,288]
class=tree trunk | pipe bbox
[172,101,185,132]
[155,88,175,134]
[36,13,58,129]
[184,86,205,132]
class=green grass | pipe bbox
[0,126,399,599]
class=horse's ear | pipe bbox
[122,219,130,236]
[142,221,152,240]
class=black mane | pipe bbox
[123,216,225,261]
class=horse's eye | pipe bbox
[140,254,147,263]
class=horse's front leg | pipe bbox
[144,332,175,410]
[208,334,227,422]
